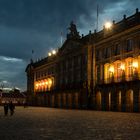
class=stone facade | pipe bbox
[26,9,140,112]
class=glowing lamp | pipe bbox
[133,61,138,68]
[48,52,52,56]
[105,22,112,30]
[49,80,52,85]
[120,64,125,70]
[109,66,114,73]
[52,50,56,55]
[46,81,48,85]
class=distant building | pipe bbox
[26,9,140,112]
[0,89,26,105]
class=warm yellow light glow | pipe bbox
[105,21,112,29]
[52,50,56,55]
[35,77,54,91]
[120,64,125,70]
[133,61,138,68]
[49,79,52,85]
[48,52,52,56]
[109,66,114,73]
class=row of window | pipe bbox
[96,56,140,83]
[58,71,86,85]
[36,67,54,79]
[96,39,137,60]
[57,55,87,72]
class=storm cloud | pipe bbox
[0,0,139,91]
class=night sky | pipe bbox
[0,0,139,91]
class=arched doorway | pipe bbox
[139,90,140,112]
[68,94,72,108]
[96,91,102,110]
[62,94,67,108]
[126,90,133,112]
[51,94,55,107]
[58,94,61,108]
[117,91,121,111]
[74,93,79,109]
[108,92,111,111]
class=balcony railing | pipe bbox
[97,73,140,85]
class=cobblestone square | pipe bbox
[0,107,139,140]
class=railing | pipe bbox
[97,73,140,85]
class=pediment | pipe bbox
[59,39,82,55]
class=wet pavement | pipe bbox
[0,106,139,140]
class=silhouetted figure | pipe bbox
[4,102,9,116]
[23,101,27,108]
[9,101,15,116]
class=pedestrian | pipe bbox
[3,101,9,116]
[9,101,15,116]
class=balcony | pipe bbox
[96,73,140,85]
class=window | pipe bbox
[96,49,102,61]
[103,47,110,58]
[128,61,133,76]
[126,39,133,52]
[104,64,110,83]
[96,65,101,82]
[78,56,81,66]
[114,44,120,56]
[96,50,99,60]
[117,63,121,78]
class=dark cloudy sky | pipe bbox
[0,0,139,91]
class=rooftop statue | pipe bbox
[67,21,80,39]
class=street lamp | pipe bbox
[52,50,56,55]
[105,21,112,30]
[132,61,138,68]
[48,49,57,57]
[48,52,52,56]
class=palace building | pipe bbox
[26,9,140,112]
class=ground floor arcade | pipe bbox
[27,81,140,112]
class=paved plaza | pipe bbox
[0,106,139,140]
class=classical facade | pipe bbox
[26,9,140,112]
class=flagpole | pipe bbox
[96,4,99,32]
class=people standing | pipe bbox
[9,101,15,116]
[3,101,9,116]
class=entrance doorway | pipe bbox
[96,92,102,110]
[126,90,133,112]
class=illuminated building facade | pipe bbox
[26,21,89,108]
[26,9,140,112]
